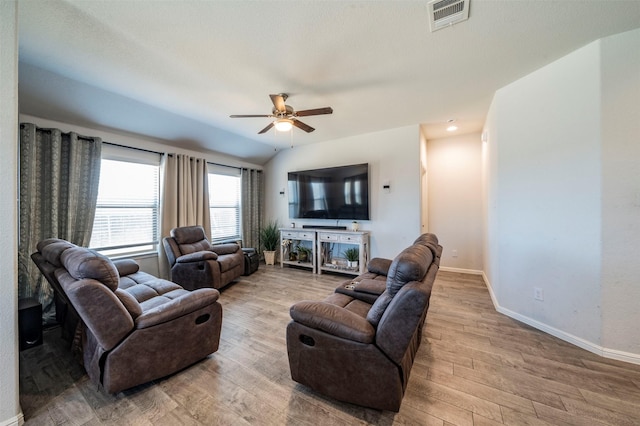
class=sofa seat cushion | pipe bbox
[120,275,184,304]
[323,293,371,319]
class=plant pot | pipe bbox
[264,251,276,265]
[298,252,308,262]
[289,252,297,261]
[347,260,358,269]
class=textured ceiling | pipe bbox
[17,0,640,165]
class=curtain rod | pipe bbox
[104,141,255,171]
[103,141,163,155]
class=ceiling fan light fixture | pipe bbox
[274,118,293,132]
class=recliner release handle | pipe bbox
[195,314,210,324]
[299,334,315,346]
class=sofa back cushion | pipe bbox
[171,226,212,255]
[366,242,434,326]
[61,247,120,291]
[40,239,76,267]
[385,244,433,296]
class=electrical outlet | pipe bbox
[534,287,544,301]
[452,249,458,258]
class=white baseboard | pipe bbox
[0,412,24,426]
[481,273,640,366]
[439,266,483,275]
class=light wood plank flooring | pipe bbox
[20,266,640,425]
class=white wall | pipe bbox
[0,1,22,424]
[600,28,640,356]
[428,132,483,272]
[484,29,640,362]
[264,125,422,259]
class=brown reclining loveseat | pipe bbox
[163,225,244,290]
[32,238,222,393]
[286,233,442,411]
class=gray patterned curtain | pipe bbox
[241,168,264,250]
[18,123,102,323]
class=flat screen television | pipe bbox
[288,163,370,220]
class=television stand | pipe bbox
[280,228,370,276]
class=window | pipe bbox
[208,166,241,243]
[89,145,160,257]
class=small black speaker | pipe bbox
[18,298,43,351]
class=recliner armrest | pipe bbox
[135,288,220,329]
[113,259,140,276]
[290,301,375,344]
[211,243,240,255]
[367,257,393,276]
[176,251,218,263]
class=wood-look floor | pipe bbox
[19,266,640,425]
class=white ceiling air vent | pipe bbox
[427,0,470,32]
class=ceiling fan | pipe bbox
[230,93,333,134]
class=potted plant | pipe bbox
[343,247,359,269]
[259,220,279,265]
[296,245,312,263]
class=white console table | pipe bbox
[280,228,317,273]
[316,230,370,276]
[279,228,370,276]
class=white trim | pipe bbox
[439,266,483,275]
[481,273,640,366]
[0,412,24,426]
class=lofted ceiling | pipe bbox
[17,0,640,165]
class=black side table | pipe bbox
[18,298,43,350]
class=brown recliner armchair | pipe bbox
[286,233,442,411]
[33,238,222,394]
[163,226,244,290]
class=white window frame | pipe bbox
[89,144,161,257]
[208,164,242,244]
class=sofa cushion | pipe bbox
[385,244,433,296]
[171,225,207,244]
[61,247,120,291]
[41,240,76,267]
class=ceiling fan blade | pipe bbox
[295,107,333,117]
[269,94,287,112]
[292,119,315,133]
[230,114,273,118]
[258,122,275,134]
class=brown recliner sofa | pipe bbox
[286,233,442,411]
[32,238,222,394]
[163,225,244,290]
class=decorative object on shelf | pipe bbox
[343,247,359,269]
[260,220,280,265]
[290,222,295,228]
[351,221,359,231]
[282,238,294,260]
[296,245,312,263]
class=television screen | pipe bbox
[288,163,370,220]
